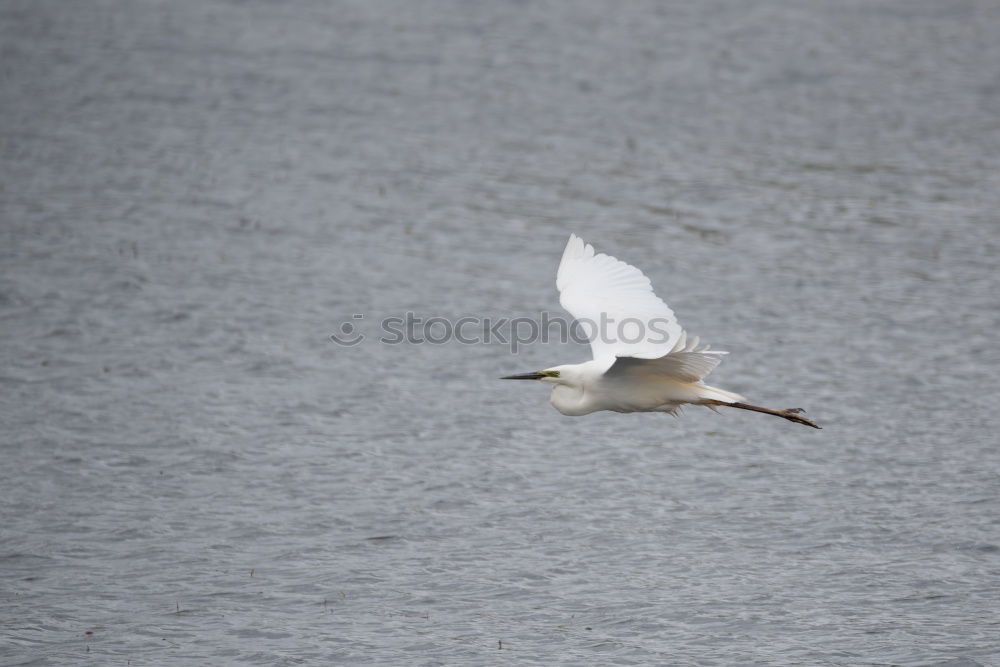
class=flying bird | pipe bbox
[502,234,820,429]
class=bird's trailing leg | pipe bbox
[706,400,821,429]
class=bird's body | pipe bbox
[503,234,819,429]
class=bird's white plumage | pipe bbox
[549,233,740,413]
[502,233,820,428]
[605,350,722,385]
[557,234,684,365]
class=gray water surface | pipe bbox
[3,1,1000,664]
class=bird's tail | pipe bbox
[695,383,746,404]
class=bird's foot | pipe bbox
[778,408,820,429]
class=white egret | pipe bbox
[502,234,820,429]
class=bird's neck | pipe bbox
[549,383,588,416]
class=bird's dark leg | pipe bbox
[706,400,821,429]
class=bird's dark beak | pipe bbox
[500,372,545,380]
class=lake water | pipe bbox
[2,1,999,664]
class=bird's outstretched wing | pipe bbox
[603,336,724,383]
[557,234,685,365]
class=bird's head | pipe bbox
[500,365,576,386]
